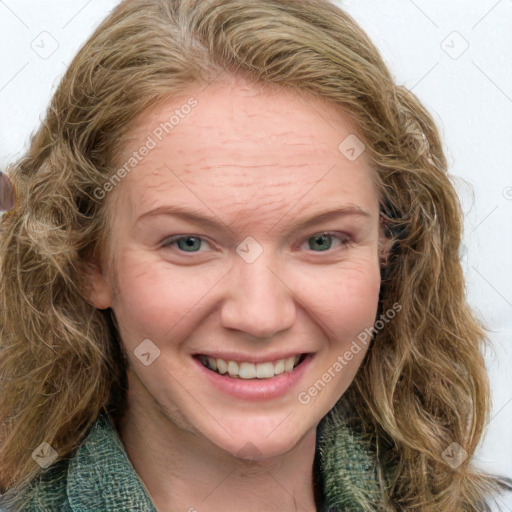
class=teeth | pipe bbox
[200,354,302,379]
[274,359,285,374]
[284,355,296,372]
[227,360,239,378]
[256,362,274,379]
[216,358,228,374]
[239,362,256,379]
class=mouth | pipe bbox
[195,354,307,380]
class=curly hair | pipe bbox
[0,0,508,509]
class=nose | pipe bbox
[220,252,296,339]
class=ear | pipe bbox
[378,216,394,270]
[82,258,113,310]
[378,235,393,269]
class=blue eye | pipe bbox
[161,232,352,254]
[304,232,352,252]
[162,235,207,252]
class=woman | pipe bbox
[0,0,510,510]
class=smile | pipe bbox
[197,354,306,380]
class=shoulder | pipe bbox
[0,411,156,512]
[316,399,389,511]
[0,458,71,512]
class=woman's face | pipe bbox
[90,75,384,459]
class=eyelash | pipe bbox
[160,232,354,254]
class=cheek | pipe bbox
[341,269,381,328]
[112,248,382,349]
[297,261,381,339]
[111,253,225,344]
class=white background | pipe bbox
[0,0,511,509]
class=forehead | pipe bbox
[110,75,378,223]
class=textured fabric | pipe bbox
[0,402,383,511]
[316,407,383,511]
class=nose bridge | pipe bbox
[220,241,296,337]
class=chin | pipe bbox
[199,414,316,461]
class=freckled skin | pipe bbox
[88,74,384,512]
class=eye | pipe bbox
[301,232,353,252]
[160,232,353,254]
[161,235,211,252]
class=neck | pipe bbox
[115,372,320,512]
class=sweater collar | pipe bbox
[65,402,381,511]
[66,411,156,511]
[314,403,382,511]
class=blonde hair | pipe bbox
[0,0,508,509]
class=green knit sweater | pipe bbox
[0,403,384,511]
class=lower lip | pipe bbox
[193,355,313,401]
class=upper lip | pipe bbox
[193,351,309,364]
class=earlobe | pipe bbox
[82,260,113,310]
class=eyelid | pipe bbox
[295,231,353,250]
[161,231,353,252]
[161,234,213,250]
[299,230,351,243]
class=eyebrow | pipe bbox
[136,204,372,237]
